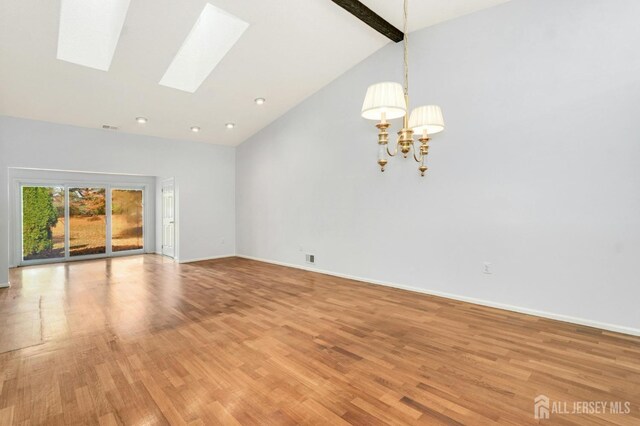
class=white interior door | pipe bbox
[162,181,175,258]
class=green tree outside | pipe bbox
[22,187,58,256]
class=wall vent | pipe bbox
[102,124,118,130]
[305,254,315,264]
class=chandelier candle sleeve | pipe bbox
[376,120,390,171]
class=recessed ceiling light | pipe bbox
[225,123,235,129]
[254,98,266,105]
[136,117,148,124]
[159,4,249,93]
[57,0,131,71]
[191,126,201,133]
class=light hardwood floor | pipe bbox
[0,255,639,425]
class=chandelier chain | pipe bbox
[403,0,409,96]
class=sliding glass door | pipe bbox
[112,189,144,252]
[20,183,145,265]
[21,186,65,261]
[69,187,107,257]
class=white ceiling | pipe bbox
[0,0,509,146]
[361,0,510,33]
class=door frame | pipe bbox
[14,178,150,266]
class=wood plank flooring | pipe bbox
[0,255,639,425]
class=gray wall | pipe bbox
[0,115,236,284]
[236,0,640,332]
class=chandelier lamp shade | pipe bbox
[361,0,445,177]
[361,82,407,121]
[409,105,444,135]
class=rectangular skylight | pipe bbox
[159,4,249,93]
[57,0,131,71]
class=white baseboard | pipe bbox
[236,254,640,337]
[0,282,9,289]
[179,254,236,264]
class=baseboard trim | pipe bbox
[179,254,236,264]
[236,254,640,337]
[153,252,173,258]
[0,282,9,289]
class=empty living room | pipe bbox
[1,0,639,424]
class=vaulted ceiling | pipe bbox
[0,0,509,146]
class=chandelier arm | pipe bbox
[387,140,399,157]
[412,141,423,163]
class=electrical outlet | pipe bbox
[305,254,315,264]
[483,262,492,274]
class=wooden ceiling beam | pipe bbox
[331,0,404,43]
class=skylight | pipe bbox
[57,0,131,71]
[159,4,249,93]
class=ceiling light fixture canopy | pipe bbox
[361,0,445,177]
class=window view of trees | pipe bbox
[21,185,144,261]
[22,186,65,260]
[112,189,144,252]
[69,188,106,256]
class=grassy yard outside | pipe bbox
[24,215,143,259]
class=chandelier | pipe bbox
[361,0,445,177]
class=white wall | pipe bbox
[236,0,640,332]
[0,115,236,284]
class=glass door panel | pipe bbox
[22,186,65,261]
[112,189,144,252]
[69,188,106,257]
